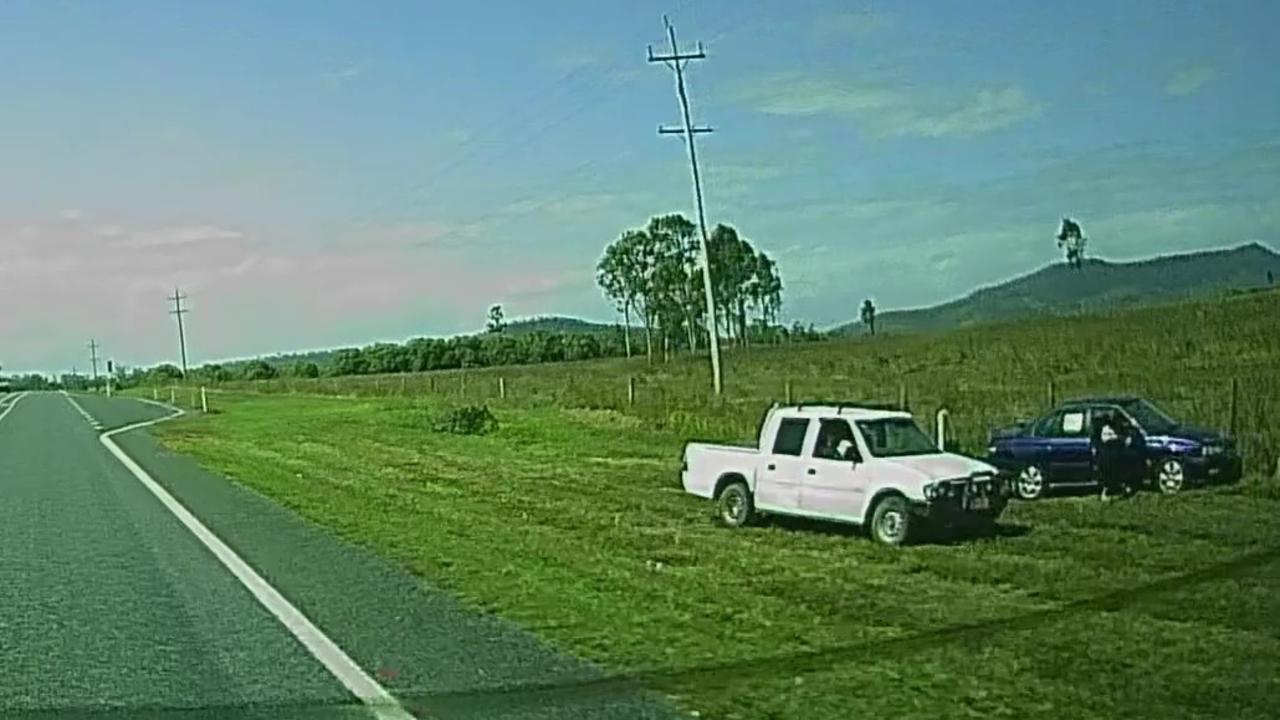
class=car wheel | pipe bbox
[1015,464,1047,500]
[1156,458,1186,495]
[869,495,912,546]
[715,482,755,528]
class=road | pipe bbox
[0,392,675,720]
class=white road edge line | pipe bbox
[61,391,104,429]
[60,393,416,720]
[0,392,30,425]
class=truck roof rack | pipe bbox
[792,400,904,413]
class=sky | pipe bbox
[1,0,1278,373]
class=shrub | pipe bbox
[434,405,499,435]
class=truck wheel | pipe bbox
[869,495,912,546]
[1014,464,1046,501]
[716,482,755,528]
[1156,459,1185,495]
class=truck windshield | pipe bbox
[855,418,939,457]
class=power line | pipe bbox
[649,14,723,397]
[169,288,190,377]
[333,0,739,245]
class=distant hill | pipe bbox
[500,316,624,336]
[833,242,1280,336]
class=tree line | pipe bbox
[103,320,827,387]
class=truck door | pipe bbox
[800,418,868,521]
[756,416,809,512]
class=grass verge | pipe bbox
[147,391,1280,719]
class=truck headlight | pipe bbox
[924,482,954,501]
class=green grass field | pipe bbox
[138,289,1280,719]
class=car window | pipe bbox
[772,418,810,456]
[1032,413,1058,437]
[813,419,859,461]
[1049,410,1089,438]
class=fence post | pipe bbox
[935,408,949,451]
[401,376,407,394]
[189,389,197,408]
[627,376,636,406]
[1048,378,1057,409]
[201,387,208,413]
[169,387,176,404]
[1229,377,1239,436]
[785,380,792,405]
[429,376,436,393]
[153,387,159,401]
[898,381,908,411]
[499,377,506,399]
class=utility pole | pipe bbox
[88,339,100,383]
[169,287,190,378]
[649,15,723,396]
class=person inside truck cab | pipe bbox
[815,419,859,461]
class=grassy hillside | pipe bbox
[836,242,1280,335]
[135,287,1280,719]
[211,287,1280,477]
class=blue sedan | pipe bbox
[985,395,1243,500]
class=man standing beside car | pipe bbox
[1116,413,1145,498]
[1092,410,1124,500]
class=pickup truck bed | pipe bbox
[681,442,756,500]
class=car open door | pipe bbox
[1044,407,1093,483]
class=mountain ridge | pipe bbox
[833,242,1280,335]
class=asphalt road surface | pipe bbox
[0,392,676,720]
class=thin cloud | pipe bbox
[734,75,1040,138]
[500,192,619,218]
[814,10,893,43]
[320,64,362,88]
[1165,65,1215,97]
[112,225,243,249]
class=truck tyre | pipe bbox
[716,482,755,528]
[869,495,912,546]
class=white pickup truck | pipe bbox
[680,403,1010,545]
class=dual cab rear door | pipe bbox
[756,416,868,521]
